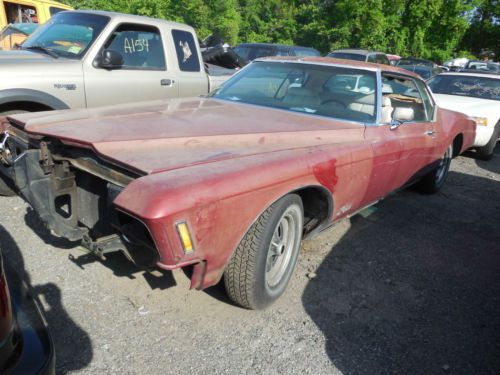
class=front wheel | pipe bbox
[476,122,499,160]
[224,194,304,310]
[417,144,452,194]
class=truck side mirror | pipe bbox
[95,49,124,70]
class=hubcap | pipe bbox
[435,146,451,184]
[265,207,300,288]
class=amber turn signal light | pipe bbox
[176,222,194,254]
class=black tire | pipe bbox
[224,194,304,310]
[476,122,499,161]
[0,173,16,197]
[417,144,453,194]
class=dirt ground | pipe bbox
[1,146,499,375]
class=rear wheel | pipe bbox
[224,194,303,310]
[417,144,452,194]
[476,122,499,160]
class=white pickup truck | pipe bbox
[0,10,232,115]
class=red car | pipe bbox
[0,57,475,309]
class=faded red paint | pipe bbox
[6,63,476,290]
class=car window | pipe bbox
[211,61,377,123]
[428,75,500,101]
[367,55,376,63]
[293,48,321,57]
[172,29,201,72]
[376,54,389,65]
[415,80,435,120]
[382,74,428,122]
[4,1,38,24]
[49,7,67,16]
[328,52,366,62]
[23,12,109,59]
[105,24,166,70]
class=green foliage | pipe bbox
[64,0,494,62]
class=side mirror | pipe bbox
[390,107,414,130]
[95,49,124,70]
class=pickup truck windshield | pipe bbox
[212,61,377,123]
[23,12,109,59]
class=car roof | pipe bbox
[236,43,318,51]
[64,10,195,30]
[254,56,420,77]
[329,49,384,56]
[438,71,500,79]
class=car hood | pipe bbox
[433,94,500,120]
[7,98,364,175]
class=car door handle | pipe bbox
[424,130,435,136]
[161,79,175,86]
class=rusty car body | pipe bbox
[0,57,475,309]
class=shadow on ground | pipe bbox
[474,142,500,174]
[302,171,500,375]
[0,225,93,374]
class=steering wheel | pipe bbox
[321,99,347,107]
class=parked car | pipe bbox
[0,10,234,116]
[327,49,390,65]
[443,57,469,71]
[396,57,443,79]
[0,244,55,374]
[386,54,401,66]
[234,43,320,61]
[428,72,499,159]
[0,22,38,50]
[462,61,500,74]
[0,0,71,29]
[0,57,475,309]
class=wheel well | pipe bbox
[0,101,53,114]
[452,134,463,158]
[294,186,332,235]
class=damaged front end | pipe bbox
[1,127,160,269]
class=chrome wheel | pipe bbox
[265,205,302,288]
[435,145,452,185]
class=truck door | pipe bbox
[83,23,178,108]
[170,29,209,97]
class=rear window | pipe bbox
[49,7,66,16]
[328,52,366,62]
[172,29,200,72]
[234,45,277,61]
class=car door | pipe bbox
[382,73,437,187]
[83,23,178,108]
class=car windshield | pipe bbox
[211,61,377,123]
[327,52,366,62]
[22,12,109,59]
[465,61,500,73]
[428,75,500,101]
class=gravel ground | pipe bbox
[1,146,499,375]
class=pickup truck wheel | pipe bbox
[224,194,303,310]
[417,144,452,194]
[476,122,499,160]
[0,173,16,197]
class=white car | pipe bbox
[428,72,500,159]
